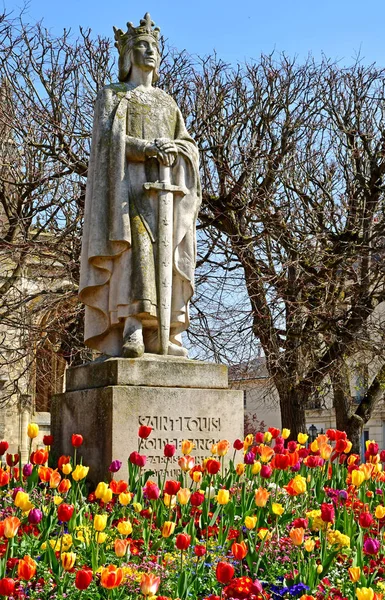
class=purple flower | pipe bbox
[28,508,43,524]
[244,452,255,465]
[23,463,33,477]
[291,461,301,472]
[376,488,383,495]
[363,537,380,555]
[338,490,348,501]
[108,460,122,473]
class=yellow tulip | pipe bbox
[310,440,319,452]
[272,503,284,516]
[27,423,39,439]
[192,471,202,483]
[375,505,385,519]
[351,470,365,487]
[359,464,374,480]
[62,463,72,475]
[102,489,113,503]
[133,502,142,513]
[94,514,108,532]
[281,428,290,439]
[257,528,271,541]
[244,515,257,530]
[96,532,107,544]
[236,463,245,476]
[14,491,33,512]
[356,588,374,600]
[297,433,308,445]
[117,520,133,536]
[72,465,89,481]
[177,488,191,505]
[304,538,315,552]
[317,565,323,574]
[54,496,63,505]
[244,434,254,448]
[263,431,272,443]
[163,493,177,508]
[251,461,261,475]
[119,492,132,506]
[181,440,195,455]
[61,552,76,571]
[162,521,176,538]
[95,482,109,499]
[319,444,332,460]
[349,566,361,582]
[210,444,218,455]
[217,489,230,505]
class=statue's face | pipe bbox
[130,36,159,72]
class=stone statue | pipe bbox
[79,13,201,358]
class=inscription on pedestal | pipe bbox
[138,414,222,477]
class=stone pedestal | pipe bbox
[51,356,243,486]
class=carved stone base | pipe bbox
[51,357,243,486]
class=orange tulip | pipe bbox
[0,470,10,487]
[349,566,361,582]
[217,440,230,457]
[100,565,123,589]
[231,541,248,560]
[259,445,275,463]
[110,480,128,494]
[18,556,36,580]
[289,527,305,546]
[38,466,52,483]
[319,444,333,460]
[58,479,71,494]
[49,470,61,489]
[178,456,195,472]
[254,487,270,507]
[4,516,20,538]
[114,539,129,558]
[181,440,195,455]
[140,573,161,596]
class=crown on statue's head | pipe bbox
[113,13,160,55]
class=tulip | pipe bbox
[94,514,108,532]
[18,556,36,580]
[349,567,361,582]
[231,541,248,560]
[62,463,72,475]
[144,482,160,500]
[233,439,244,450]
[117,520,133,535]
[28,508,43,525]
[43,434,54,446]
[375,505,385,519]
[304,538,315,552]
[57,503,74,522]
[177,488,191,505]
[216,561,235,584]
[71,434,83,447]
[272,503,284,516]
[351,469,365,487]
[54,496,63,505]
[282,428,290,439]
[289,527,305,546]
[164,480,181,496]
[181,439,195,454]
[96,532,107,544]
[320,503,335,523]
[164,443,176,457]
[14,491,33,512]
[297,433,308,445]
[251,461,261,475]
[190,491,205,507]
[101,565,123,589]
[109,460,122,473]
[114,538,129,558]
[244,451,255,465]
[95,481,109,499]
[140,573,160,596]
[217,489,230,505]
[138,425,152,439]
[286,475,307,495]
[4,516,20,538]
[110,479,128,494]
[217,439,230,456]
[245,515,258,530]
[58,479,71,494]
[175,533,191,550]
[178,455,195,472]
[72,465,89,481]
[61,552,76,571]
[236,463,245,475]
[119,492,132,506]
[254,487,270,507]
[194,544,206,556]
[0,578,14,596]
[162,521,176,537]
[133,502,142,513]
[260,464,272,478]
[50,470,61,489]
[6,453,19,467]
[0,442,8,456]
[363,537,380,555]
[75,569,93,590]
[205,486,216,499]
[58,455,71,470]
[263,431,272,443]
[38,466,52,483]
[359,512,374,528]
[206,459,221,475]
[22,463,33,477]
[356,589,374,600]
[27,423,39,439]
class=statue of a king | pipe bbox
[79,13,201,358]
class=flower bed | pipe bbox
[0,425,383,600]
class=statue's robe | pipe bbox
[79,83,201,356]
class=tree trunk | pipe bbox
[277,385,308,440]
[344,415,364,455]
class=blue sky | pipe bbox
[3,0,385,66]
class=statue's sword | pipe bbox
[143,164,187,355]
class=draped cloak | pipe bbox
[79,83,202,356]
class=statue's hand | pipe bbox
[154,138,178,166]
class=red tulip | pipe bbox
[30,449,48,465]
[58,455,71,470]
[6,453,19,467]
[206,459,221,475]
[57,503,74,522]
[136,454,147,467]
[0,578,15,596]
[231,541,248,560]
[43,435,54,446]
[320,503,335,523]
[164,444,176,457]
[359,512,374,528]
[0,442,9,456]
[109,479,128,494]
[0,471,10,487]
[216,561,235,584]
[144,482,160,500]
[138,425,152,439]
[233,439,244,450]
[175,533,191,551]
[190,491,205,506]
[75,569,93,590]
[164,480,181,496]
[18,556,36,581]
[194,544,206,556]
[71,434,83,447]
